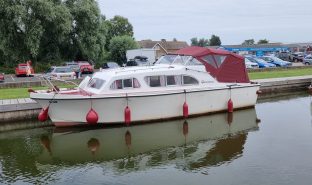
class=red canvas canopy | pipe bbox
[175,46,249,83]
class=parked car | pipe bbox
[126,59,150,67]
[101,62,120,69]
[66,62,80,71]
[45,66,75,80]
[126,55,150,67]
[303,55,312,65]
[0,73,4,83]
[278,51,291,61]
[244,58,259,69]
[15,63,34,77]
[289,52,304,62]
[77,61,94,74]
[261,56,292,67]
[245,56,276,68]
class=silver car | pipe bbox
[45,66,75,80]
[303,55,312,65]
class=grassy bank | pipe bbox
[0,85,75,99]
[248,68,312,79]
[0,86,47,99]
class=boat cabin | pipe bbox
[80,62,218,95]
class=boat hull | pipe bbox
[32,84,260,126]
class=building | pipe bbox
[220,42,312,56]
[221,43,289,56]
[138,39,189,59]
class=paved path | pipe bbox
[0,98,40,113]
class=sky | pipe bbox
[98,0,312,45]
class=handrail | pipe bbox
[36,74,79,93]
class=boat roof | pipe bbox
[174,46,249,83]
[96,65,187,78]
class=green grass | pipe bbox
[0,85,75,100]
[248,68,312,79]
[0,87,47,99]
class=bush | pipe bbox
[0,66,15,74]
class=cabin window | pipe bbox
[123,79,133,88]
[145,76,166,87]
[183,75,199,85]
[201,55,217,68]
[88,78,105,89]
[166,75,181,86]
[213,55,226,67]
[110,78,140,89]
[187,58,203,66]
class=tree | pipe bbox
[0,0,107,69]
[190,37,209,47]
[104,15,134,50]
[242,39,255,46]
[65,0,106,62]
[109,35,138,65]
[173,38,177,42]
[191,38,199,46]
[257,39,269,44]
[209,35,221,46]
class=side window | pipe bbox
[145,76,165,87]
[166,75,181,86]
[150,76,161,87]
[110,80,122,89]
[133,78,141,88]
[183,75,199,85]
[123,79,133,88]
[88,78,106,89]
[213,55,226,67]
[201,55,217,68]
[110,78,140,89]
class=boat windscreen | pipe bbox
[156,55,192,65]
[156,55,177,65]
[172,56,192,65]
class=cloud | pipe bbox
[98,0,312,44]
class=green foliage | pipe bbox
[104,15,134,50]
[209,35,221,46]
[109,36,138,65]
[242,39,255,46]
[0,0,109,71]
[190,37,209,47]
[257,39,269,44]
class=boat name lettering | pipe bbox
[49,100,58,103]
[201,80,214,83]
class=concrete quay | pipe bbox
[253,75,312,93]
[0,98,41,123]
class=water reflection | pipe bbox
[0,108,258,183]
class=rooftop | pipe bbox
[138,39,189,50]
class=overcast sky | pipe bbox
[98,0,312,45]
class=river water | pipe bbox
[1,93,312,185]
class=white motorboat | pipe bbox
[30,46,260,126]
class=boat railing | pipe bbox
[114,65,176,74]
[36,74,79,93]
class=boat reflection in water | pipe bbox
[38,108,259,171]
